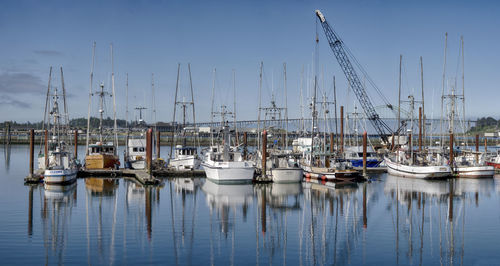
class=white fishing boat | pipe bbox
[454,152,494,178]
[126,137,146,169]
[384,151,451,179]
[202,144,255,183]
[168,63,201,171]
[169,145,201,170]
[40,68,79,185]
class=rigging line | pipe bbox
[340,37,392,107]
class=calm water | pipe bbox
[2,145,500,265]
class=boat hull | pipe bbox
[201,162,255,183]
[385,157,451,179]
[44,168,78,185]
[486,161,500,169]
[169,156,201,170]
[349,159,381,168]
[85,154,119,169]
[302,165,360,181]
[455,165,494,178]
[271,167,303,183]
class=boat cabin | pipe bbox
[175,145,198,157]
[88,142,116,156]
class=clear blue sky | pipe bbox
[1,0,499,123]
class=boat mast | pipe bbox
[188,63,199,148]
[86,42,96,155]
[233,69,239,146]
[257,62,263,149]
[111,43,118,150]
[40,67,52,155]
[210,68,216,147]
[440,33,448,151]
[98,83,105,144]
[461,36,467,147]
[126,73,129,129]
[60,67,70,144]
[170,63,180,160]
[420,57,425,148]
[284,62,288,150]
[299,65,305,135]
[333,76,338,151]
[397,54,402,147]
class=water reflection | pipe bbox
[3,144,11,172]
[381,175,497,265]
[14,169,500,265]
[42,183,77,265]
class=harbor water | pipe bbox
[2,144,500,265]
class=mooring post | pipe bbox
[340,106,344,154]
[419,107,422,152]
[450,133,454,168]
[29,129,34,177]
[475,134,479,163]
[484,137,487,153]
[243,132,248,160]
[363,131,367,177]
[5,122,11,145]
[74,129,78,159]
[146,128,152,174]
[409,133,412,164]
[262,130,267,178]
[44,129,48,168]
[156,130,161,159]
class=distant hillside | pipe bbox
[468,117,499,134]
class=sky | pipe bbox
[1,0,500,124]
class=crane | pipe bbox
[315,10,393,144]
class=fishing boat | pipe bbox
[343,146,382,167]
[125,137,146,169]
[84,43,120,170]
[442,37,493,178]
[255,62,303,183]
[385,150,451,179]
[168,64,201,170]
[40,67,79,185]
[201,124,255,183]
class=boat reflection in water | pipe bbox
[41,182,77,265]
[383,174,497,265]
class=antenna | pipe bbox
[86,42,96,155]
[111,43,118,150]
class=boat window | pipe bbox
[133,147,138,152]
[139,147,145,152]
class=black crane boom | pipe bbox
[315,10,392,144]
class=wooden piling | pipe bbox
[74,130,78,159]
[419,107,422,151]
[408,133,412,164]
[156,131,161,159]
[146,128,152,173]
[450,133,454,167]
[44,129,48,168]
[340,106,344,153]
[262,130,267,177]
[484,137,487,153]
[4,122,11,145]
[475,134,479,163]
[363,131,367,177]
[243,132,247,160]
[330,133,334,153]
[29,129,34,176]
